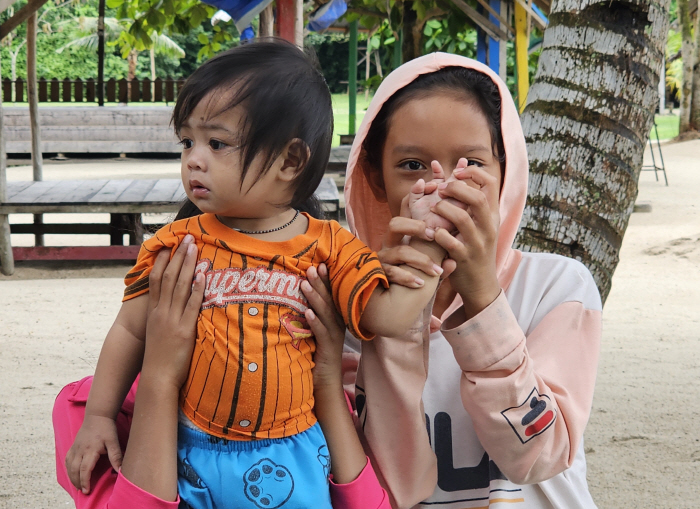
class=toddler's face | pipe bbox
[178,91,287,220]
[379,93,503,218]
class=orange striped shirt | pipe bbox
[124,213,386,440]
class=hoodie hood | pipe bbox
[344,52,528,291]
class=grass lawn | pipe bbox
[652,114,679,141]
[329,95,680,145]
[332,93,374,147]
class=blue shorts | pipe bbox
[177,422,332,509]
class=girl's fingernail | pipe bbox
[414,277,425,287]
[301,280,311,292]
[188,244,196,255]
[438,183,447,189]
[432,264,444,275]
[425,228,435,239]
[306,309,316,321]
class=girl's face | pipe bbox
[379,92,503,217]
[178,91,292,221]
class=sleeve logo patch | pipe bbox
[501,388,556,444]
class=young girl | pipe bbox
[53,241,391,509]
[63,40,444,508]
[337,53,603,508]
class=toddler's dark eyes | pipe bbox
[466,159,484,167]
[209,140,226,150]
[179,138,193,150]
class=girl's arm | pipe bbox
[119,238,204,499]
[302,265,391,509]
[53,238,203,509]
[433,168,602,483]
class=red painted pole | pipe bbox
[277,0,294,43]
[276,0,302,46]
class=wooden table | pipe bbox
[0,177,340,271]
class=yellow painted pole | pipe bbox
[514,0,529,112]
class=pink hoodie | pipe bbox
[346,53,602,508]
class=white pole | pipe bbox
[658,55,666,114]
[0,53,15,275]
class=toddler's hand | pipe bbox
[409,160,468,233]
[65,414,122,494]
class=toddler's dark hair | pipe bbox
[362,66,505,187]
[173,39,333,220]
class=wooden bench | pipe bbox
[0,176,340,270]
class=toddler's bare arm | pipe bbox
[359,238,444,338]
[65,295,148,494]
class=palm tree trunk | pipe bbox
[259,4,274,37]
[516,0,671,302]
[690,13,700,130]
[678,0,693,132]
[127,49,138,99]
[150,47,156,100]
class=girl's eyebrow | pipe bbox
[392,144,492,155]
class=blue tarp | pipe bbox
[307,0,347,32]
[204,0,274,32]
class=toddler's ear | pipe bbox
[278,139,310,181]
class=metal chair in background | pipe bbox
[642,122,668,186]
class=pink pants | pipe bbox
[52,376,177,509]
[53,376,389,509]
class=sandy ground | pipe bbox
[0,143,699,508]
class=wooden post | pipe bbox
[28,12,44,247]
[277,0,302,46]
[0,57,14,275]
[259,3,274,38]
[514,0,529,112]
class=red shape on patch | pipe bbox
[525,410,554,437]
[281,313,312,349]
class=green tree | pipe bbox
[56,16,185,81]
[105,0,234,61]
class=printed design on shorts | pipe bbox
[501,388,556,444]
[195,259,308,313]
[178,457,206,489]
[317,445,331,478]
[243,458,294,508]
[280,313,312,349]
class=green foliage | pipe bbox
[0,0,243,82]
[1,0,130,79]
[105,0,236,60]
[307,30,390,93]
[423,18,476,56]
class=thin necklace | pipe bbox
[220,209,300,235]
